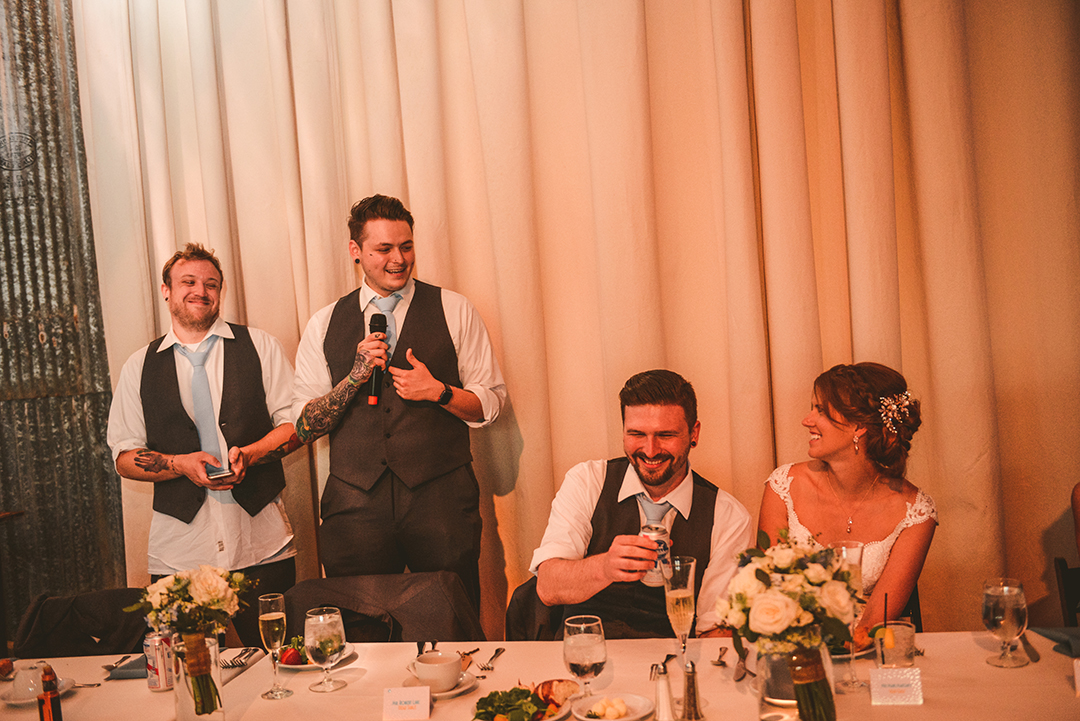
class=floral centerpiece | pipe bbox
[126,565,251,716]
[716,530,860,721]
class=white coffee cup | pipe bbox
[406,651,461,693]
[11,661,42,700]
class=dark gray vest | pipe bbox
[323,280,471,490]
[141,324,286,523]
[564,457,717,638]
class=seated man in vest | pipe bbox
[530,369,752,638]
[292,194,506,610]
[108,243,301,646]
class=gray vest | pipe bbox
[323,281,471,490]
[141,324,286,523]
[563,457,717,638]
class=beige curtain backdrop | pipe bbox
[71,0,1080,638]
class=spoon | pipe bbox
[101,655,131,672]
[72,681,101,688]
[710,647,728,667]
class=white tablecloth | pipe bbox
[3,632,1077,719]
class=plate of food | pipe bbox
[277,636,355,672]
[473,679,579,721]
[571,694,653,721]
[1,678,74,706]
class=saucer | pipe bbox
[279,643,354,672]
[2,678,74,706]
[403,671,479,700]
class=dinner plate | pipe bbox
[829,645,875,660]
[1,678,74,705]
[571,693,654,721]
[404,671,479,700]
[278,643,355,672]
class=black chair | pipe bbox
[13,588,148,658]
[505,576,562,641]
[899,583,923,632]
[1054,557,1080,627]
[285,571,485,643]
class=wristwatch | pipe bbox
[436,382,454,405]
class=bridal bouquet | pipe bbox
[127,566,251,715]
[716,530,857,654]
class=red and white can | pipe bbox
[640,523,672,587]
[144,631,174,691]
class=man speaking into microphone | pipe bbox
[292,194,506,610]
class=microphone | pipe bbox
[367,313,387,405]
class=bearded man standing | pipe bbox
[108,243,301,646]
[529,369,752,638]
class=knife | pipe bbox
[1019,632,1041,663]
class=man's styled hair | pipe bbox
[161,243,223,286]
[619,369,698,429]
[347,194,415,243]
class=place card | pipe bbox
[384,686,431,720]
[869,667,923,705]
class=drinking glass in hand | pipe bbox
[982,578,1029,668]
[829,541,866,694]
[563,615,606,698]
[663,556,697,661]
[258,593,292,699]
[304,607,347,692]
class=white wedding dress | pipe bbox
[766,463,938,596]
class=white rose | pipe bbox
[728,564,767,600]
[715,597,731,619]
[726,608,747,629]
[769,546,796,570]
[187,566,236,611]
[779,573,808,594]
[748,590,800,636]
[818,580,855,624]
[804,563,831,585]
[145,575,175,609]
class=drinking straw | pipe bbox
[884,593,888,627]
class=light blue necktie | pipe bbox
[174,335,224,475]
[637,493,673,526]
[371,293,403,356]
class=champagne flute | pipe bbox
[258,593,292,699]
[304,607,347,692]
[664,556,697,662]
[830,541,866,694]
[982,578,1029,668]
[563,615,606,699]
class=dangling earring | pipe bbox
[853,434,860,454]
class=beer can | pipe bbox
[640,523,672,587]
[144,630,174,691]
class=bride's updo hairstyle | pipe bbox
[813,362,922,479]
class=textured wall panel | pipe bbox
[0,0,125,646]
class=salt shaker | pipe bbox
[682,660,705,720]
[650,663,676,721]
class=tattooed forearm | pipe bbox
[296,374,365,444]
[254,432,303,465]
[133,449,173,474]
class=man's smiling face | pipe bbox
[350,218,415,297]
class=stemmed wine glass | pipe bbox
[304,607,347,692]
[830,541,866,694]
[982,578,1029,668]
[664,556,697,662]
[563,615,606,699]
[258,593,292,699]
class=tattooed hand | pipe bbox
[296,333,387,444]
[348,333,389,385]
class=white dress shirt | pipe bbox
[107,317,296,575]
[529,459,753,633]
[291,277,507,427]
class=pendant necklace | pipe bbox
[826,472,879,534]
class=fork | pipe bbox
[478,647,505,671]
[220,648,257,669]
[101,655,131,672]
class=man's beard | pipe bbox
[629,451,685,487]
[172,302,217,333]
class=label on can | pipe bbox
[144,631,174,691]
[640,523,672,587]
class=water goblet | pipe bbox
[258,593,292,699]
[664,556,697,662]
[563,615,606,699]
[304,606,347,692]
[829,540,866,693]
[982,578,1029,668]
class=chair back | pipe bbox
[505,576,562,641]
[13,588,148,658]
[1054,557,1080,627]
[899,583,923,632]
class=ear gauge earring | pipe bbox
[354,258,360,265]
[690,441,697,448]
[853,434,860,454]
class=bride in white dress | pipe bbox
[757,362,937,649]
